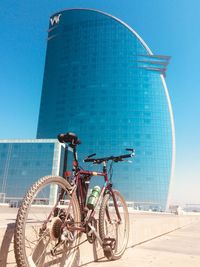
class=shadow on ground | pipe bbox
[0,223,15,267]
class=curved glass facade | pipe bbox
[37,9,175,210]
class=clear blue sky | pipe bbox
[0,0,200,205]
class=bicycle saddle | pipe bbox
[57,132,81,145]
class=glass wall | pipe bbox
[0,139,62,206]
[37,9,175,210]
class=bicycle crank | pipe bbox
[86,221,103,246]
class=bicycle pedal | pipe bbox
[102,237,116,250]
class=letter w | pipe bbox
[50,14,61,26]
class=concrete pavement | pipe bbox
[86,221,200,267]
[1,207,200,266]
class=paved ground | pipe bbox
[1,207,200,267]
[0,207,17,228]
[85,221,200,267]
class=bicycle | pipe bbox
[14,132,135,267]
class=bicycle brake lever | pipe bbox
[87,153,96,158]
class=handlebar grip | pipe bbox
[83,158,96,163]
[121,153,135,158]
[113,153,135,162]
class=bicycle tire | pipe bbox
[14,175,81,267]
[99,190,129,260]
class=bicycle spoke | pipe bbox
[14,176,80,267]
[99,190,129,260]
[34,237,51,265]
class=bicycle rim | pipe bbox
[14,175,80,267]
[99,190,129,260]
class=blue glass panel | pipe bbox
[0,141,56,202]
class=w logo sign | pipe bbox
[50,14,62,26]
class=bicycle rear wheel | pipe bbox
[99,190,129,260]
[14,175,81,267]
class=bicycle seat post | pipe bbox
[62,144,68,178]
[72,145,79,169]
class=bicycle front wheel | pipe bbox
[99,190,129,260]
[14,175,81,267]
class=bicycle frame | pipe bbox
[63,145,122,233]
[70,171,121,232]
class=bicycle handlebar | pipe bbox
[83,151,135,164]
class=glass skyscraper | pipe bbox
[37,9,175,210]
